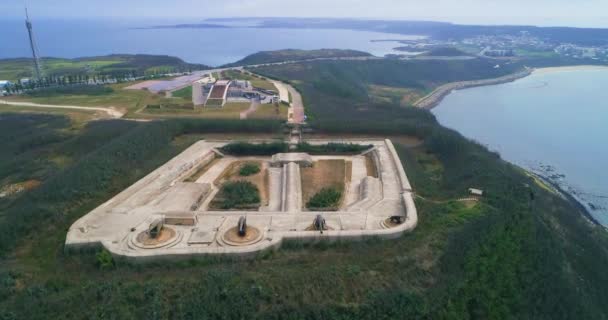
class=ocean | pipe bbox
[0,18,421,66]
[432,67,608,226]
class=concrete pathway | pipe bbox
[0,99,124,118]
[286,85,305,124]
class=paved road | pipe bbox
[0,99,124,118]
[286,85,305,124]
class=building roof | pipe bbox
[468,188,484,196]
[215,80,231,86]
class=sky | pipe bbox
[2,0,608,28]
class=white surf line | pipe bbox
[0,99,124,118]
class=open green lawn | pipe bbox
[0,54,209,81]
[4,82,193,118]
[250,103,288,120]
[172,85,192,99]
[222,69,278,91]
[0,104,97,128]
[141,102,250,119]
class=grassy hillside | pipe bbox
[223,49,372,67]
[0,57,607,319]
[0,54,209,81]
[251,58,521,129]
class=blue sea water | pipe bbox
[0,18,420,66]
[432,68,608,226]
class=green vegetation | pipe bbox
[214,181,261,209]
[24,85,114,97]
[95,249,115,270]
[296,142,372,155]
[5,82,191,118]
[0,54,607,319]
[423,47,469,56]
[239,162,261,176]
[251,58,520,133]
[224,49,372,67]
[221,69,278,91]
[220,141,289,156]
[0,54,209,81]
[171,85,192,99]
[307,187,342,210]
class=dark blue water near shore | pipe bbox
[432,68,608,226]
[0,18,419,66]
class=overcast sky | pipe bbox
[3,0,608,28]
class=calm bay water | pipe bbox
[432,68,608,226]
[0,18,420,66]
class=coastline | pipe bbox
[528,170,605,228]
[413,69,533,109]
[533,65,608,75]
[413,64,608,110]
[421,64,608,229]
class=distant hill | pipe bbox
[223,49,372,67]
[423,47,469,57]
[0,54,210,81]
[207,17,608,46]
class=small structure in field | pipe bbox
[270,153,313,167]
[468,188,484,197]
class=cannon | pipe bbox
[148,218,164,239]
[313,215,326,234]
[238,216,247,237]
[389,216,405,225]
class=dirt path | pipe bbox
[0,99,125,118]
[239,99,260,120]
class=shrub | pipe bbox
[220,141,288,156]
[296,142,372,155]
[95,249,114,270]
[239,163,261,176]
[307,188,342,210]
[218,181,260,209]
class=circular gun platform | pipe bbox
[304,224,334,232]
[131,227,181,249]
[219,226,263,247]
[381,217,404,229]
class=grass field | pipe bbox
[222,69,279,91]
[0,55,208,81]
[249,103,288,120]
[172,85,192,99]
[301,160,349,208]
[4,82,189,114]
[0,103,99,128]
[368,85,426,107]
[141,102,250,119]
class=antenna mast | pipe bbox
[25,5,43,80]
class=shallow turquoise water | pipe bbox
[432,68,608,225]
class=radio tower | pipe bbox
[25,5,43,80]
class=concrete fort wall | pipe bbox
[66,139,418,262]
